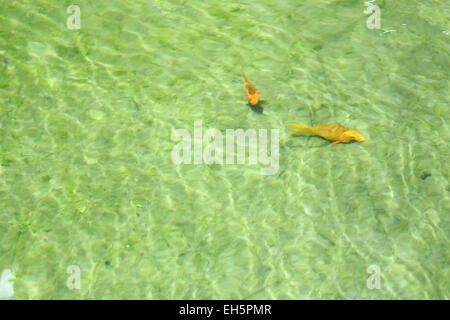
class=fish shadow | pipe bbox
[248,100,265,114]
[290,135,328,147]
[290,133,363,147]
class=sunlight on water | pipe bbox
[0,0,448,299]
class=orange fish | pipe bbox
[286,123,365,145]
[242,66,261,106]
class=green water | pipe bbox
[0,0,448,299]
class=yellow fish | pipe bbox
[241,65,261,106]
[286,123,365,145]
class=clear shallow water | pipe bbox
[0,0,448,299]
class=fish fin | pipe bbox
[286,123,310,134]
[331,141,341,145]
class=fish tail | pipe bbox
[286,123,311,134]
[241,65,247,81]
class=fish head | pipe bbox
[249,93,261,105]
[344,129,365,142]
